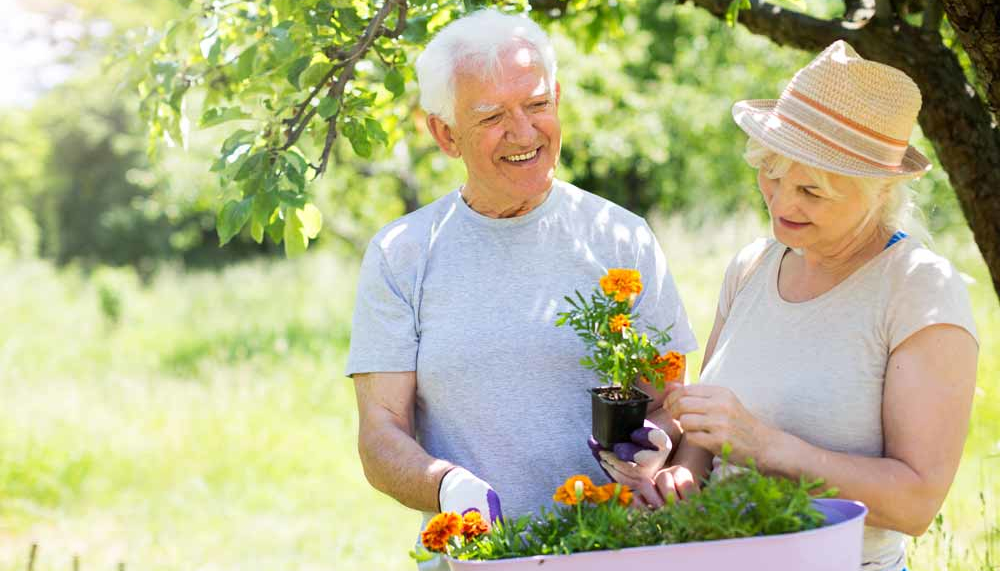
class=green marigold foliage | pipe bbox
[459,464,833,560]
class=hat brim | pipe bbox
[732,99,931,179]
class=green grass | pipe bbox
[0,217,996,570]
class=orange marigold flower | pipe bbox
[461,511,490,541]
[553,475,596,505]
[600,269,643,303]
[615,484,634,506]
[421,512,462,552]
[608,313,631,334]
[597,482,632,506]
[651,351,686,383]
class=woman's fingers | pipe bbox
[602,461,663,509]
[670,467,701,500]
[676,412,712,433]
[653,469,679,504]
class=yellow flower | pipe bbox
[421,512,463,553]
[462,510,490,541]
[600,269,643,303]
[608,314,631,334]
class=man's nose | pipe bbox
[504,110,537,146]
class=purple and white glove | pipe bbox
[438,467,503,524]
[587,420,673,507]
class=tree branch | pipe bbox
[939,0,1000,118]
[281,0,406,155]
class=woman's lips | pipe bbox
[778,217,811,230]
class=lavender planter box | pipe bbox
[447,499,866,571]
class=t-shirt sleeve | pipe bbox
[344,239,419,377]
[717,238,771,321]
[885,249,979,353]
[633,222,698,354]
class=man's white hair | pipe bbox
[415,9,557,126]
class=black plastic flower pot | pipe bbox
[589,386,653,449]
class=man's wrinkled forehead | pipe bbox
[455,43,552,112]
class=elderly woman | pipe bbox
[601,41,978,571]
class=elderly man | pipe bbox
[346,9,697,568]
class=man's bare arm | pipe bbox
[354,371,454,512]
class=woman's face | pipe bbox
[757,162,878,253]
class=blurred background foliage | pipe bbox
[0,0,964,274]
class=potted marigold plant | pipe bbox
[556,268,685,448]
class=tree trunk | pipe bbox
[684,0,1000,299]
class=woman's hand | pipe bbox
[666,385,777,467]
[652,465,701,503]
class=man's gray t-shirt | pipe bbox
[346,179,697,528]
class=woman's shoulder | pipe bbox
[881,239,968,293]
[726,237,781,278]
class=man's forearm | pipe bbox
[359,421,454,513]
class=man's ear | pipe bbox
[426,115,461,158]
[555,81,561,108]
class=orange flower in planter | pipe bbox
[600,269,643,303]
[421,512,463,552]
[554,475,598,505]
[646,351,685,384]
[614,484,634,506]
[597,482,634,506]
[462,511,490,541]
[609,313,631,333]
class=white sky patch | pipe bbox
[0,0,91,108]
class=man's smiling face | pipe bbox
[440,43,561,205]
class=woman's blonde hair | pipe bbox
[743,139,930,246]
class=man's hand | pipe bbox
[587,420,673,508]
[438,467,503,523]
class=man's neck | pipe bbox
[460,184,552,219]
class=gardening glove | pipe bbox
[588,420,673,508]
[588,420,673,482]
[438,467,503,524]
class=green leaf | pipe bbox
[301,61,334,88]
[343,121,371,158]
[296,203,323,239]
[200,107,252,128]
[286,56,311,89]
[365,117,388,145]
[235,45,257,82]
[252,191,279,228]
[385,68,405,98]
[282,149,308,175]
[725,0,751,27]
[267,215,284,244]
[283,207,309,257]
[217,198,253,246]
[250,219,265,244]
[318,96,339,119]
[235,151,266,181]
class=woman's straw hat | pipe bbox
[732,40,931,178]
